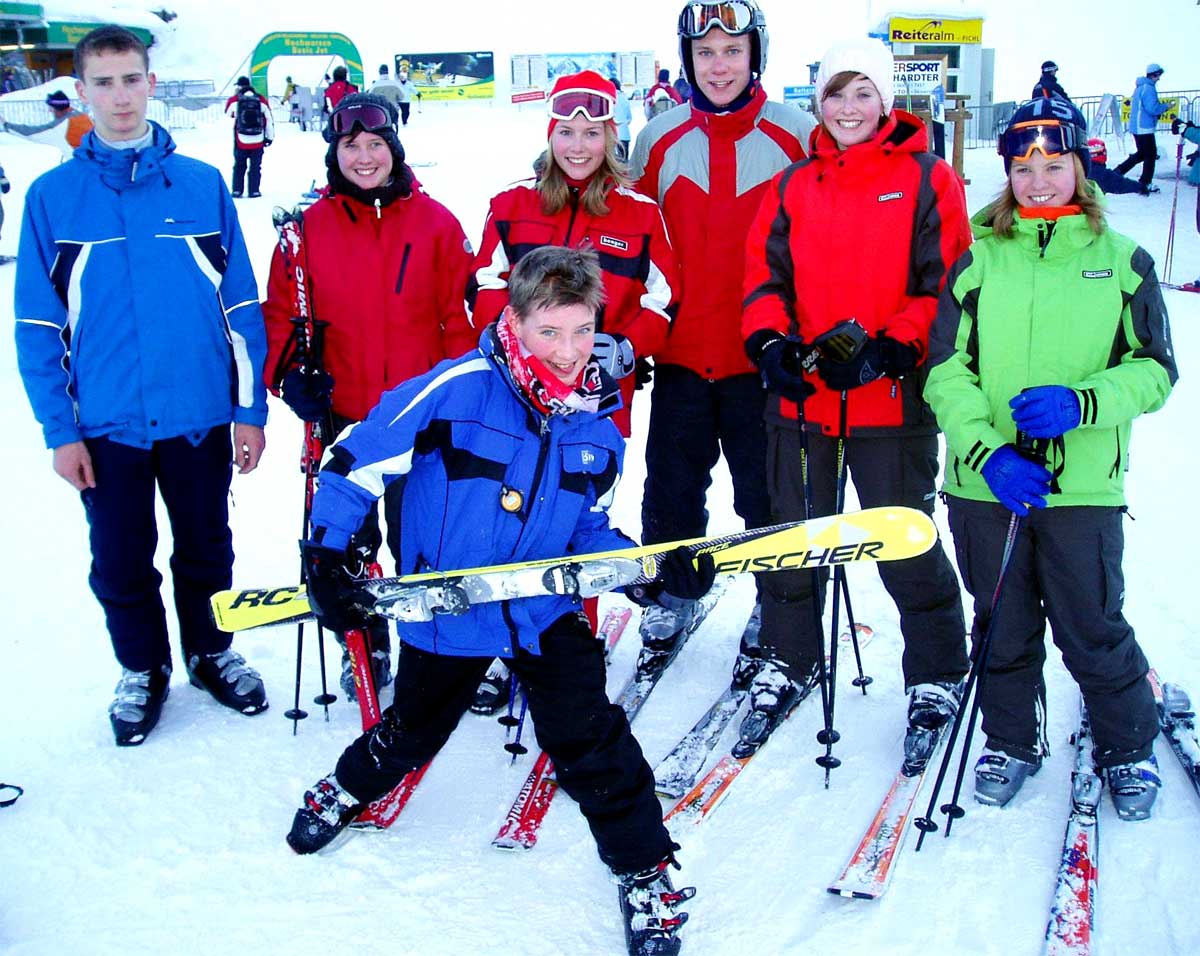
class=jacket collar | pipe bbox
[688,84,767,141]
[73,120,176,190]
[809,107,927,161]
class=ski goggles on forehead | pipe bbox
[329,102,392,136]
[547,88,614,123]
[678,1,756,38]
[999,120,1082,162]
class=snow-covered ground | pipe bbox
[2,76,1200,956]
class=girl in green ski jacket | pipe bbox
[925,97,1178,819]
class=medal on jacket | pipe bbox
[500,486,524,513]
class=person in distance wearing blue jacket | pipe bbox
[14,26,270,747]
[289,246,707,956]
[1114,63,1169,187]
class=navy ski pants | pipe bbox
[334,612,673,874]
[82,428,235,672]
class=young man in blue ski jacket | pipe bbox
[14,26,270,747]
[1114,63,1169,187]
[290,247,708,956]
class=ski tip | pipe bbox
[491,836,536,851]
[826,886,880,901]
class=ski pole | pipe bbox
[914,508,1023,849]
[1164,135,1185,283]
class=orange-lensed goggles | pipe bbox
[998,120,1082,162]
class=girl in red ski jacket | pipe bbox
[471,70,679,438]
[262,93,475,698]
[740,38,971,755]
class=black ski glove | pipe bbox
[634,357,654,390]
[817,334,919,391]
[626,547,716,610]
[747,329,814,404]
[301,541,373,633]
[281,366,334,422]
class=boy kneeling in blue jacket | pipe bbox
[290,246,707,956]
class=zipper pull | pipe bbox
[131,159,138,182]
[375,198,382,220]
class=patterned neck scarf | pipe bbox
[495,315,603,418]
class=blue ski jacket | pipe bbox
[15,122,267,450]
[1128,76,1168,135]
[310,325,633,658]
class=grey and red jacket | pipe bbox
[631,84,813,381]
[742,109,971,436]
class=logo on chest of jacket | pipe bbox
[581,449,595,467]
[877,191,904,203]
[1082,269,1113,279]
[598,235,629,251]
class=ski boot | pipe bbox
[470,659,512,716]
[187,648,268,715]
[616,859,695,956]
[974,748,1040,807]
[108,664,172,746]
[1106,755,1161,821]
[636,601,697,676]
[733,660,817,758]
[902,681,963,775]
[286,774,364,854]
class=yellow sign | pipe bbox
[889,17,983,45]
[1120,95,1179,127]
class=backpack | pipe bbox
[236,91,265,136]
[649,88,673,118]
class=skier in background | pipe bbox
[1031,60,1069,101]
[741,36,970,760]
[0,161,11,264]
[262,92,476,700]
[613,76,633,158]
[14,25,269,747]
[1087,137,1159,195]
[1113,63,1169,189]
[224,75,273,197]
[369,63,403,114]
[324,65,358,113]
[925,97,1176,817]
[288,246,707,956]
[395,68,419,125]
[629,0,813,685]
[0,89,93,158]
[644,67,683,119]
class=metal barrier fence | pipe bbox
[963,89,1200,149]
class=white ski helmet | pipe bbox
[677,0,769,86]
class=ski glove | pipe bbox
[301,542,374,633]
[1008,386,1080,439]
[980,445,1053,516]
[593,333,636,379]
[626,547,716,610]
[816,334,918,392]
[281,367,334,422]
[748,330,814,404]
[634,357,654,390]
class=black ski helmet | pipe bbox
[677,0,768,86]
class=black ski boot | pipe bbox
[902,681,962,775]
[108,664,171,746]
[286,774,364,854]
[733,660,818,758]
[616,859,695,956]
[187,649,268,715]
[470,659,512,715]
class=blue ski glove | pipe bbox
[592,333,636,378]
[981,445,1053,516]
[625,547,716,610]
[301,542,373,633]
[1008,386,1080,439]
[281,367,334,422]
[816,334,918,391]
[748,330,814,404]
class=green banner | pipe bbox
[251,31,363,94]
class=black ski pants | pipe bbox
[231,144,262,195]
[399,102,411,126]
[641,365,772,545]
[1113,133,1159,187]
[333,612,673,874]
[757,423,968,686]
[82,428,235,672]
[946,498,1157,768]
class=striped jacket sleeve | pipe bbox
[217,186,269,426]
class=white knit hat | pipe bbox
[815,37,895,115]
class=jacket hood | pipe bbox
[73,121,176,189]
[809,107,927,159]
[1134,75,1156,89]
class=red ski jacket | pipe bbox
[471,178,679,435]
[630,85,811,381]
[324,80,358,111]
[264,185,477,422]
[742,110,971,436]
